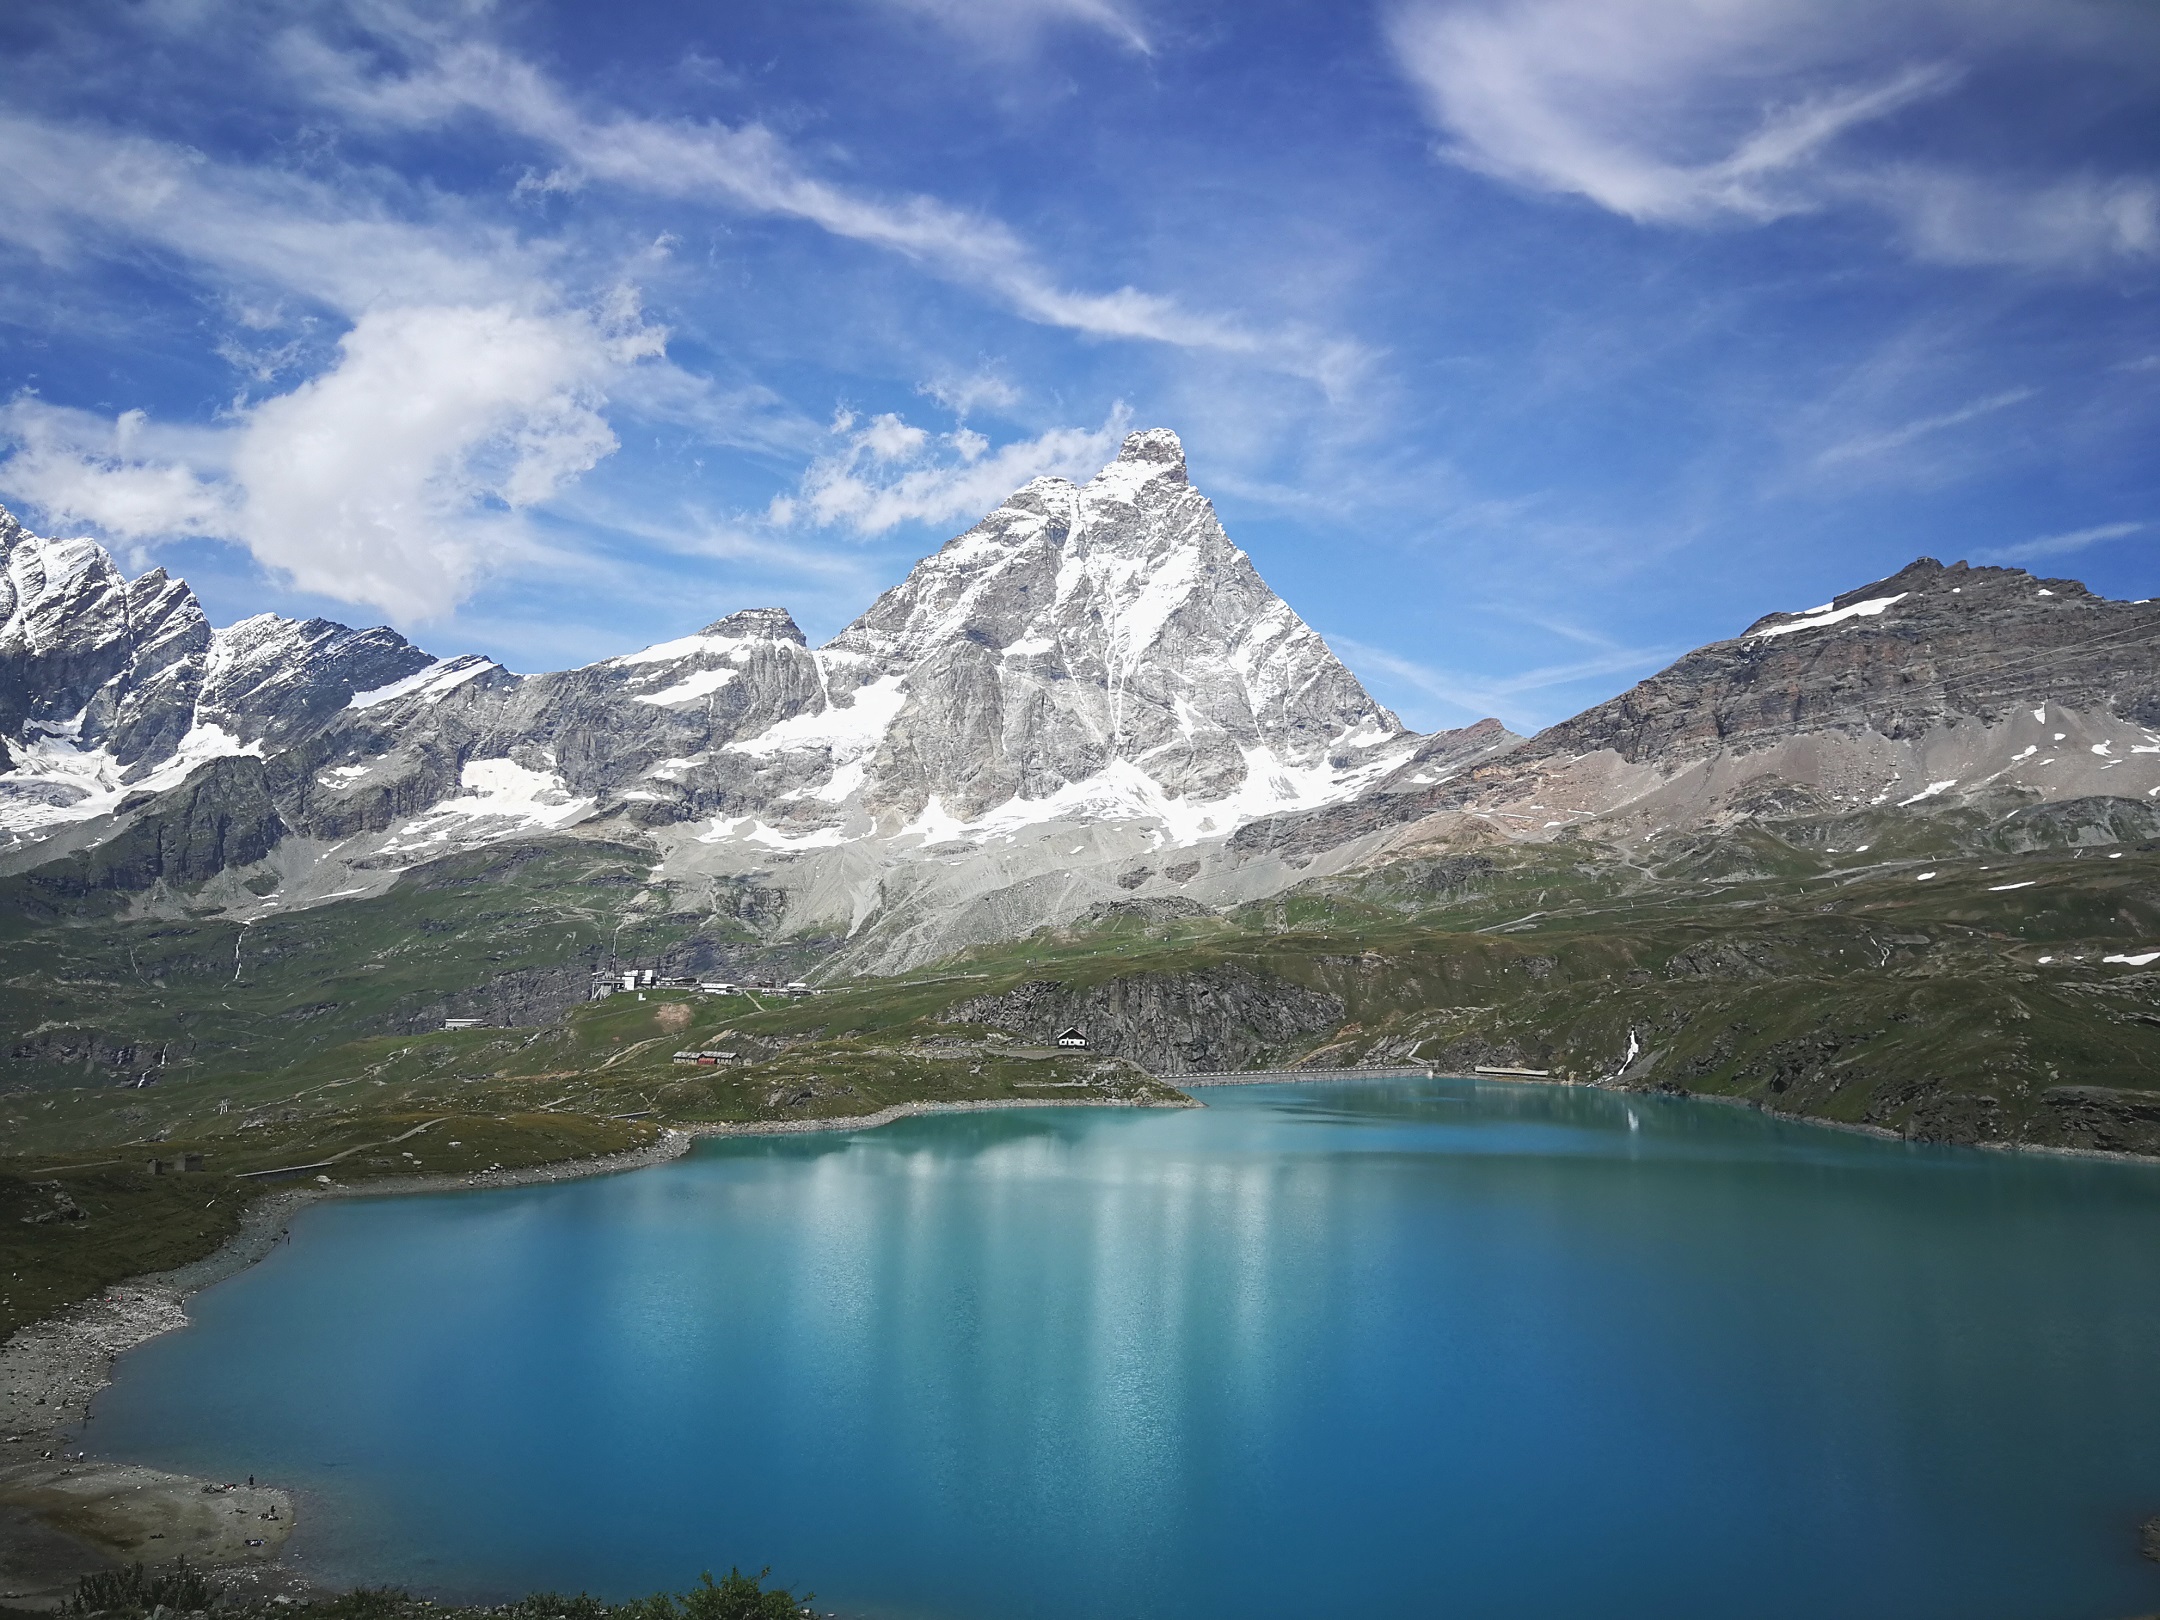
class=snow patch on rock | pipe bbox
[635,668,738,706]
[1751,593,1907,639]
[349,657,493,709]
[725,675,907,758]
[426,758,593,829]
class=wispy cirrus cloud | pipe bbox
[1334,633,1679,731]
[0,97,699,619]
[1388,0,1954,227]
[0,2,1365,629]
[1866,167,2160,271]
[1384,0,2160,272]
[1813,385,2036,468]
[859,0,1154,56]
[1976,520,2145,566]
[0,110,543,317]
[281,27,1368,393]
[917,369,1024,420]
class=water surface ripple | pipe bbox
[91,1079,2160,1619]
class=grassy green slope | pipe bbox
[0,840,745,1093]
[6,802,2160,1336]
[1032,812,2160,1152]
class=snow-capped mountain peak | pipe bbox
[0,438,1421,966]
[814,429,1407,823]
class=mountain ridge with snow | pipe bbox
[9,435,2160,976]
[1,430,1462,967]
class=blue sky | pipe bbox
[1,0,2155,733]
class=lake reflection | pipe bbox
[91,1079,2160,1620]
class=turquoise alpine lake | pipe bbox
[89,1078,2160,1619]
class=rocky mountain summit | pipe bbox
[1,506,436,838]
[9,434,2160,1161]
[7,431,2160,975]
[1,431,1437,961]
[1233,555,2160,865]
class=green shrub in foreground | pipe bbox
[56,1562,813,1620]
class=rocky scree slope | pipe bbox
[939,553,2160,1156]
[1234,556,2160,863]
[8,472,2160,1162]
[1,507,435,851]
[0,432,1426,961]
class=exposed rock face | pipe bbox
[400,963,603,1035]
[949,965,1345,1074]
[2036,1086,2160,1157]
[257,430,1410,866]
[10,442,2160,978]
[0,512,208,771]
[1228,717,1519,859]
[1532,558,2160,764]
[1237,556,2160,857]
[818,427,1406,825]
[1,510,435,845]
[10,755,287,898]
[1993,796,2160,852]
[0,433,1422,963]
[5,1026,176,1078]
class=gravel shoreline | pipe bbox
[0,1092,1188,1604]
[7,1077,2146,1603]
[14,1073,2140,1494]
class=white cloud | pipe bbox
[0,94,728,621]
[283,30,1369,392]
[1813,385,2035,467]
[844,410,933,464]
[0,401,234,543]
[1976,520,2145,565]
[1335,633,1678,730]
[0,111,542,320]
[2,302,664,619]
[919,369,1023,418]
[1385,0,2160,271]
[1865,167,2160,271]
[1386,0,1953,225]
[862,0,1153,55]
[780,407,1132,536]
[233,303,656,614]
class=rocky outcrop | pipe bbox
[0,512,210,770]
[1520,559,2158,765]
[0,509,435,849]
[13,755,287,896]
[1068,896,1212,929]
[949,965,1345,1073]
[1993,796,2160,852]
[1229,717,1520,858]
[6,1027,176,1079]
[2036,1085,2160,1157]
[1234,556,2160,861]
[400,963,602,1035]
